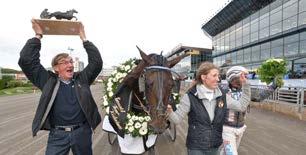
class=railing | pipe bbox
[250,85,305,112]
[180,81,305,110]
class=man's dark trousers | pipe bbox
[45,123,92,155]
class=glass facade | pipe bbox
[211,0,306,78]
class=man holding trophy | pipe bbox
[18,14,103,155]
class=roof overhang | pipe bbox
[201,0,275,37]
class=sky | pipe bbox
[0,0,229,70]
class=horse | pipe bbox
[40,9,78,20]
[105,46,187,154]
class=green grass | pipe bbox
[0,87,40,96]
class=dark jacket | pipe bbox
[186,85,227,150]
[18,38,103,136]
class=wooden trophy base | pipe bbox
[33,19,81,35]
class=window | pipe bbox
[236,38,242,47]
[300,31,306,41]
[283,2,298,19]
[260,16,269,29]
[284,42,299,56]
[251,46,260,62]
[237,50,243,63]
[270,22,282,35]
[271,46,283,58]
[270,11,282,25]
[231,52,237,64]
[261,48,271,60]
[244,48,251,63]
[236,28,242,39]
[270,0,283,13]
[251,19,259,33]
[260,5,270,16]
[283,15,297,31]
[298,12,306,26]
[251,11,259,20]
[271,38,283,47]
[260,42,271,60]
[259,27,269,39]
[243,17,250,26]
[299,0,306,13]
[225,34,229,51]
[250,32,259,42]
[300,40,306,53]
[243,25,250,36]
[243,35,250,45]
[284,34,299,44]
[283,0,298,8]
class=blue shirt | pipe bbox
[50,80,86,126]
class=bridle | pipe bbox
[133,61,180,118]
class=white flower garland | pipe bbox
[125,113,152,137]
[102,58,137,114]
[102,58,153,137]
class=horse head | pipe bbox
[136,46,184,134]
[70,9,78,14]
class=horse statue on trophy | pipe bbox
[40,9,78,20]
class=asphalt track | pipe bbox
[0,84,305,155]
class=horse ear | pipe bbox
[136,46,152,64]
[167,53,188,68]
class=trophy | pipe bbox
[33,9,81,35]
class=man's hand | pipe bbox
[79,22,87,42]
[239,71,248,84]
[31,19,43,39]
[166,104,173,115]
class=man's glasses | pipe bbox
[58,60,74,65]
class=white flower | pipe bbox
[103,95,107,101]
[127,121,133,126]
[122,73,127,78]
[128,119,134,126]
[274,58,284,63]
[132,116,139,121]
[107,81,113,87]
[113,77,118,82]
[127,113,131,119]
[107,87,112,92]
[108,92,113,97]
[139,127,148,135]
[105,107,109,114]
[120,65,125,70]
[128,126,134,132]
[125,65,131,71]
[112,70,117,75]
[141,122,147,128]
[138,117,144,122]
[145,116,151,121]
[173,95,177,100]
[134,122,142,129]
[103,99,108,106]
